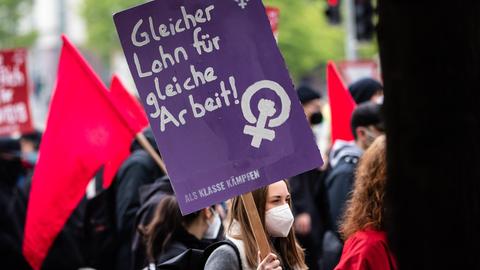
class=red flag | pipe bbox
[23,36,134,270]
[328,0,339,6]
[109,75,148,134]
[327,61,356,143]
[101,75,149,188]
[265,6,280,38]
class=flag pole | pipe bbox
[241,192,271,260]
[135,132,168,174]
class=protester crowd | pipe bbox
[0,76,398,270]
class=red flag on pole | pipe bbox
[327,60,356,144]
[109,75,148,135]
[23,36,135,270]
[102,75,149,188]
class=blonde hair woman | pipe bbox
[205,180,308,270]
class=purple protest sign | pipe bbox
[114,0,323,214]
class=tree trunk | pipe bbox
[378,2,480,270]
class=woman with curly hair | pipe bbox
[335,135,397,270]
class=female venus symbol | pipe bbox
[241,80,291,148]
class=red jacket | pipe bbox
[335,229,398,270]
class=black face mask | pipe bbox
[310,111,323,125]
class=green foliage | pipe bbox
[357,39,378,59]
[0,0,37,48]
[81,0,346,80]
[263,0,345,81]
[81,0,139,64]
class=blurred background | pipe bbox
[3,2,480,270]
[0,0,379,131]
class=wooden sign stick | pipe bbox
[241,192,271,260]
[135,132,168,174]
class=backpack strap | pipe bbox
[155,241,189,265]
[157,240,242,270]
[157,247,202,270]
[203,239,243,270]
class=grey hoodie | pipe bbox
[325,140,363,233]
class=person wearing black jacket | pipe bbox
[131,176,174,270]
[0,138,30,270]
[139,195,222,268]
[289,85,326,270]
[114,128,165,270]
[1,138,89,269]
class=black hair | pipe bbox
[20,130,42,150]
[351,102,384,140]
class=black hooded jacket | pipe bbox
[131,176,174,270]
[114,129,165,270]
[115,129,164,232]
[156,227,211,264]
[0,167,30,270]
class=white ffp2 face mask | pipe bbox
[204,211,222,239]
[265,204,294,237]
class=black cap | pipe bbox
[21,130,42,142]
[297,85,321,104]
[348,78,383,104]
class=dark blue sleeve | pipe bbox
[325,167,355,233]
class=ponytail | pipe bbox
[139,195,202,262]
[139,195,182,261]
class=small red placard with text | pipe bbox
[0,49,33,136]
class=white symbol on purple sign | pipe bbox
[241,80,291,148]
[235,0,249,9]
